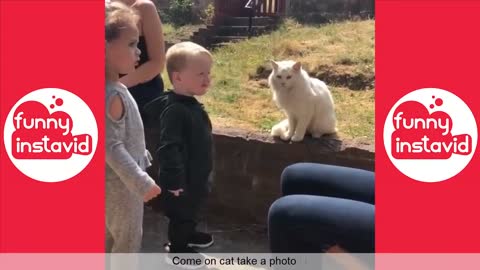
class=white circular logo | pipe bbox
[384,88,477,183]
[3,88,98,182]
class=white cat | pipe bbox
[268,60,337,142]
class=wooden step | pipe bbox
[192,27,214,36]
[212,36,248,44]
[216,25,268,36]
[223,16,274,26]
[211,42,233,50]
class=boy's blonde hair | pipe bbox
[105,1,139,42]
[166,42,212,81]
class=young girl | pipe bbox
[116,0,166,114]
[105,1,161,253]
[113,0,167,212]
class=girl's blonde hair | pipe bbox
[105,1,139,42]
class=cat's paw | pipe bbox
[291,134,305,142]
[271,122,287,137]
[280,131,292,141]
[312,132,323,139]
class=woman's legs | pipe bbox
[281,163,374,204]
[268,195,375,253]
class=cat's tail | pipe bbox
[271,119,289,137]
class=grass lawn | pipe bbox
[162,19,375,144]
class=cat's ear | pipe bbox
[270,60,279,70]
[293,61,302,72]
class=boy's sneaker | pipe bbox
[164,242,171,252]
[187,232,214,248]
[165,246,206,270]
[164,232,214,251]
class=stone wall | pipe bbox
[207,128,374,224]
[286,0,375,23]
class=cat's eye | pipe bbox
[276,75,282,79]
[286,76,292,80]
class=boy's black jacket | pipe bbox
[144,91,213,193]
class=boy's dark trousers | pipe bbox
[163,189,206,250]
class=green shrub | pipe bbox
[164,0,194,26]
